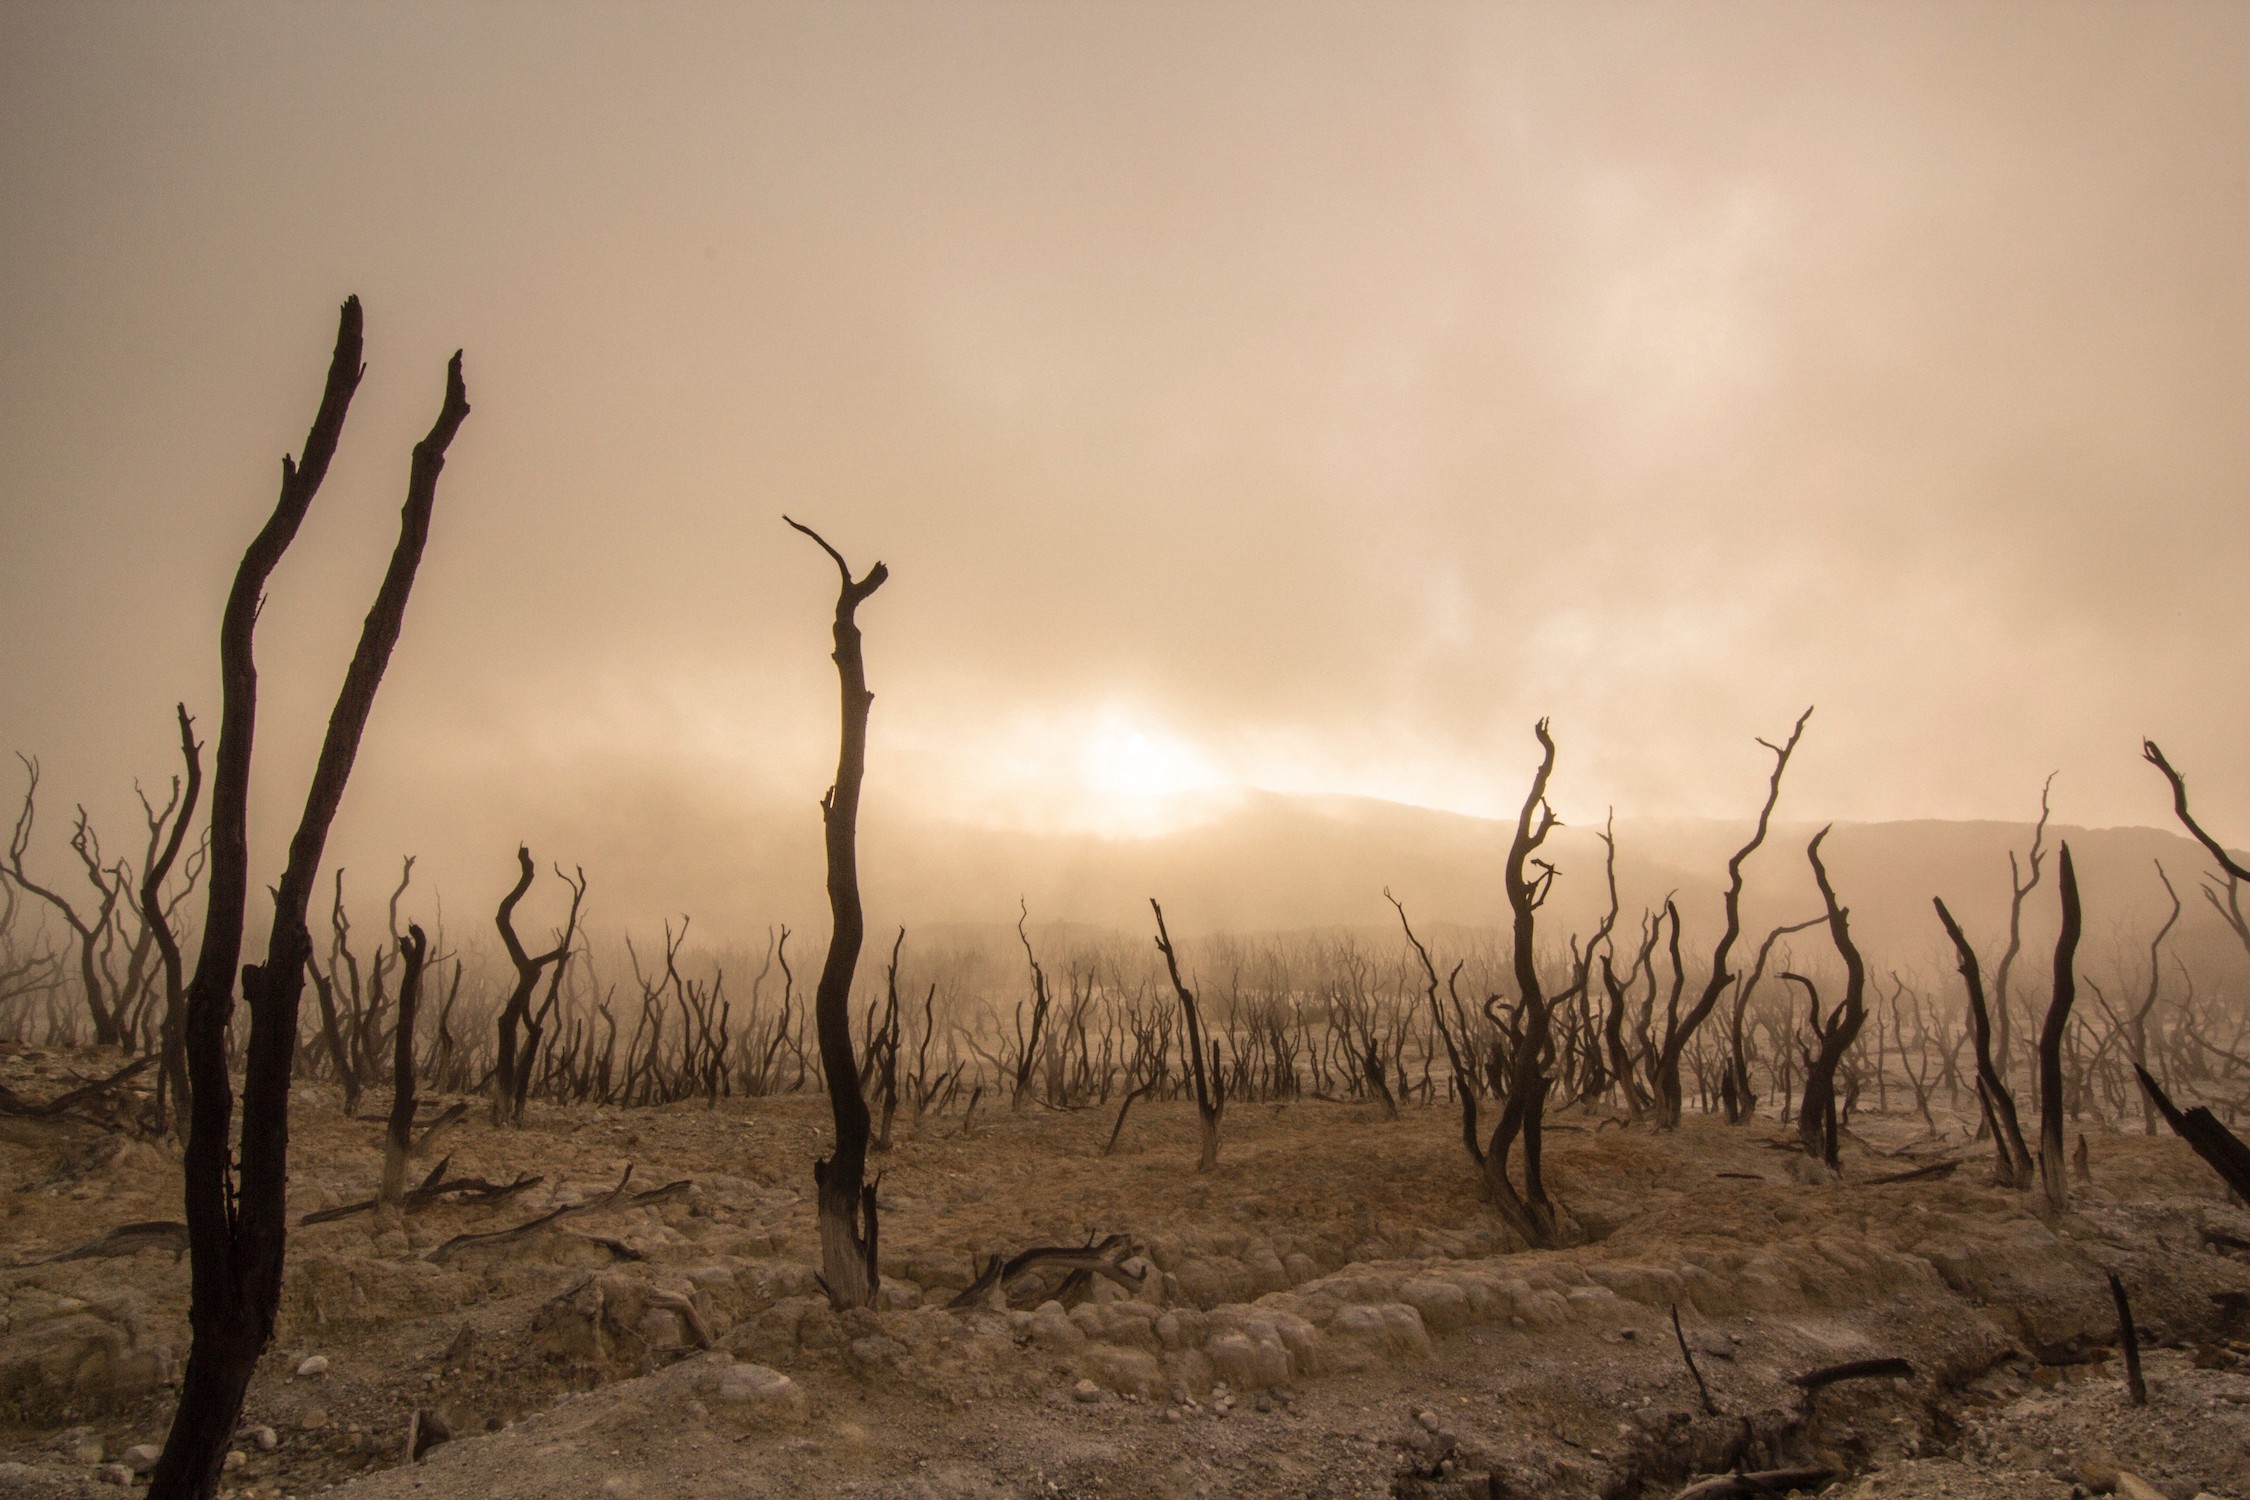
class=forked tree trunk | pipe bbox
[1483,719,1563,1247]
[1933,896,2033,1187]
[788,517,887,1311]
[1797,827,1868,1172]
[2036,844,2082,1213]
[1652,708,1810,1128]
[151,302,466,1500]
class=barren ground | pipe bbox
[3,1044,2246,1500]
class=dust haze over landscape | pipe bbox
[2,4,2247,948]
[7,7,2250,1500]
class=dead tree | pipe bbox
[788,517,887,1311]
[380,925,430,1204]
[1991,777,2056,1089]
[1796,827,1867,1172]
[490,847,586,1125]
[1151,899,1223,1170]
[1011,900,1053,1110]
[1934,896,2033,1187]
[140,706,204,1134]
[152,298,467,1500]
[2036,843,2083,1213]
[2143,740,2250,962]
[1652,707,1811,1129]
[1482,719,1564,1246]
[1722,915,1822,1124]
[6,759,127,1046]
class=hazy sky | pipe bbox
[1,4,2245,934]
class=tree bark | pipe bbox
[152,305,465,1500]
[2037,843,2082,1213]
[1797,828,1867,1171]
[1933,897,2033,1188]
[788,517,887,1311]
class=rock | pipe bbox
[706,1360,808,1433]
[294,1354,329,1379]
[2112,1476,2169,1500]
[52,1427,102,1465]
[250,1426,279,1452]
[96,1463,132,1486]
[121,1444,160,1474]
[223,1451,247,1472]
[2079,1459,2121,1494]
[1072,1378,1103,1403]
[298,1407,330,1431]
[846,1334,907,1371]
[1417,1409,1443,1432]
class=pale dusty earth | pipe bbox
[2,1042,2246,1500]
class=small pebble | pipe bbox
[251,1426,280,1452]
[96,1463,132,1487]
[295,1355,329,1379]
[1072,1379,1103,1404]
[122,1444,161,1475]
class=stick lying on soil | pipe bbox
[947,1232,1143,1310]
[1861,1159,1959,1186]
[1674,1468,1836,1500]
[9,1219,188,1268]
[0,1055,155,1122]
[1792,1357,1915,1394]
[422,1166,692,1263]
[302,1155,544,1225]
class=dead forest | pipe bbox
[3,301,2248,1500]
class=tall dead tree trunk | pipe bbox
[1652,708,1810,1128]
[141,706,203,1136]
[1483,719,1563,1247]
[151,300,467,1500]
[380,924,429,1203]
[1151,899,1223,1170]
[788,517,887,1311]
[1933,897,2033,1188]
[2037,843,2082,1213]
[491,847,585,1125]
[1797,827,1867,1173]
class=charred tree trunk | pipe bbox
[1933,897,2033,1188]
[141,706,203,1137]
[2037,843,2082,1213]
[153,301,466,1500]
[380,925,429,1204]
[1151,899,1223,1170]
[1797,828,1868,1173]
[490,849,583,1125]
[1653,708,1810,1128]
[789,517,887,1311]
[1483,720,1563,1246]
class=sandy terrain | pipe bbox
[3,1043,2245,1500]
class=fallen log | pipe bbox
[1792,1356,1914,1393]
[9,1219,189,1268]
[1861,1160,1959,1186]
[422,1165,680,1263]
[0,1055,156,1122]
[947,1232,1142,1310]
[1674,1467,1835,1500]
